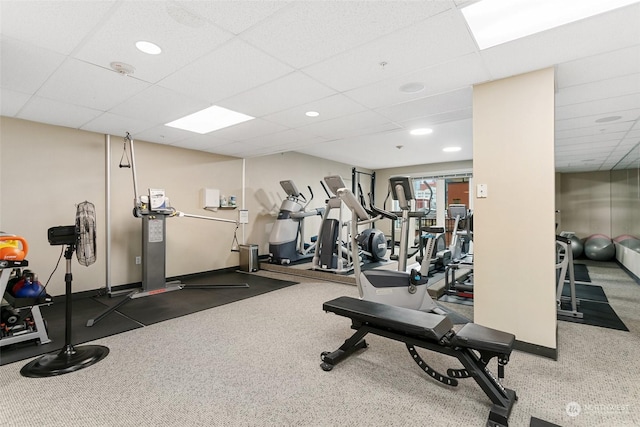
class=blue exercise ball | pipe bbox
[584,234,615,261]
[14,280,45,299]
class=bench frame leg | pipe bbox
[321,322,517,427]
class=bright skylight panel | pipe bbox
[462,0,639,50]
[165,106,254,134]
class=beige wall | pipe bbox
[611,168,640,238]
[244,152,361,254]
[558,171,612,238]
[472,68,557,349]
[0,117,366,296]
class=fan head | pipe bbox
[76,201,97,267]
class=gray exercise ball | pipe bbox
[569,236,584,259]
[584,234,615,261]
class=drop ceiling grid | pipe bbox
[238,0,454,69]
[0,89,31,116]
[107,85,209,125]
[343,53,488,110]
[295,110,398,141]
[556,122,634,139]
[218,71,337,118]
[261,94,368,129]
[301,8,478,93]
[157,38,294,105]
[555,94,640,120]
[374,88,472,123]
[73,1,235,85]
[80,111,155,137]
[205,118,288,142]
[555,109,640,132]
[0,1,116,55]
[479,4,640,82]
[556,74,640,108]
[0,37,66,94]
[17,96,102,129]
[180,1,292,35]
[35,59,150,112]
[134,125,196,146]
[555,45,640,89]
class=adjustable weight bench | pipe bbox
[321,296,517,427]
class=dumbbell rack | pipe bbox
[0,260,51,348]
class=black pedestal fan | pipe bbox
[21,201,109,377]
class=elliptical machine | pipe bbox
[337,176,447,314]
[312,175,387,274]
[268,180,324,265]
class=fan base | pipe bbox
[20,344,109,378]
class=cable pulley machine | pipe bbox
[87,133,248,327]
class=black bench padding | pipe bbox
[452,322,515,355]
[323,296,453,342]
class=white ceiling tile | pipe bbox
[481,3,640,81]
[298,111,398,140]
[555,109,640,131]
[134,125,194,145]
[219,72,336,117]
[556,141,624,153]
[17,96,103,129]
[208,118,287,142]
[109,86,209,124]
[0,0,116,55]
[297,118,473,170]
[303,9,477,92]
[212,132,325,157]
[240,0,453,68]
[556,45,640,89]
[158,38,294,103]
[263,94,367,129]
[555,122,634,139]
[80,112,154,136]
[556,74,640,107]
[174,133,235,152]
[555,94,640,120]
[37,59,150,111]
[376,88,472,123]
[0,88,31,116]
[1,36,66,93]
[345,54,487,109]
[399,108,474,129]
[73,1,234,84]
[180,1,292,35]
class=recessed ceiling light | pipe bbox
[462,0,638,50]
[305,111,320,117]
[135,40,162,55]
[443,147,461,152]
[399,82,425,93]
[410,128,433,136]
[165,105,254,134]
[595,115,622,123]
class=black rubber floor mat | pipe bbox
[561,282,608,302]
[558,300,628,331]
[1,272,297,366]
[1,297,142,366]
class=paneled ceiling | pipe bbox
[1,0,639,172]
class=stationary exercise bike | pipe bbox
[268,180,324,265]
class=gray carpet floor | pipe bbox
[0,261,638,427]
